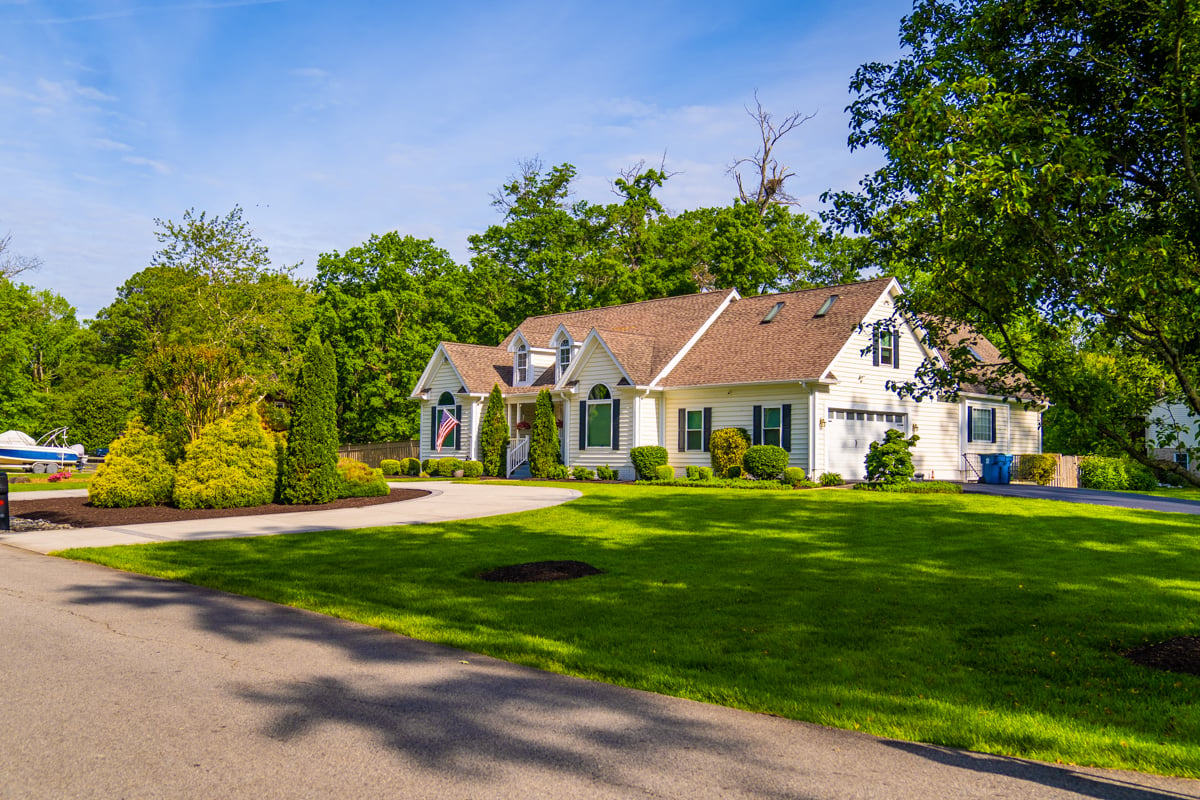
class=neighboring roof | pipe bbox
[661,278,895,387]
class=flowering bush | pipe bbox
[47,471,73,482]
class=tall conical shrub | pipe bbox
[280,335,340,504]
[480,383,509,477]
[529,389,560,478]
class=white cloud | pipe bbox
[122,155,172,175]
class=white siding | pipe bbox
[418,358,479,462]
[567,344,635,479]
[1148,402,1198,449]
[662,386,811,474]
[637,393,661,449]
[1010,404,1043,454]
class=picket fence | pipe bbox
[336,440,420,468]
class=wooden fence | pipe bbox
[337,440,420,468]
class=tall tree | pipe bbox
[479,384,509,477]
[829,0,1200,484]
[528,389,560,478]
[280,335,340,504]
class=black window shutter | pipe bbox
[893,330,900,369]
[781,404,792,452]
[454,404,462,449]
[611,399,621,450]
[703,407,712,451]
[990,408,997,443]
[678,408,686,452]
[752,405,763,446]
[430,407,437,449]
[873,330,880,367]
[967,407,974,443]
[579,401,587,450]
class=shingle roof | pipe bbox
[660,278,894,387]
[933,323,1041,401]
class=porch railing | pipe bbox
[507,437,530,478]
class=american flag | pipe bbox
[435,408,459,453]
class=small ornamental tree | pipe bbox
[709,427,751,477]
[280,335,340,504]
[173,406,277,509]
[480,383,509,477]
[865,429,919,486]
[88,418,174,508]
[528,389,560,478]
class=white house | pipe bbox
[410,277,1043,481]
[1147,400,1199,475]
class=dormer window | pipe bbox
[558,336,571,377]
[516,343,529,384]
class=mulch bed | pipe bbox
[7,488,429,529]
[1124,636,1200,677]
[479,560,603,583]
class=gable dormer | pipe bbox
[552,324,577,382]
[508,333,533,386]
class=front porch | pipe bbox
[504,397,565,477]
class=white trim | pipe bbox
[410,343,468,398]
[561,329,636,388]
[649,289,741,386]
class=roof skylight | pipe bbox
[814,295,839,317]
[762,301,785,324]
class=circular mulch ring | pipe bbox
[479,560,603,583]
[6,488,429,530]
[1124,636,1200,676]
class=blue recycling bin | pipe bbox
[979,454,1013,484]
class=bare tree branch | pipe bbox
[727,92,815,215]
[0,231,43,279]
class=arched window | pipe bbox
[437,391,455,406]
[516,343,528,383]
[588,384,610,401]
[581,384,616,449]
[557,335,572,378]
[433,391,460,451]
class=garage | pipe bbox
[824,409,908,480]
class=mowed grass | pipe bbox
[60,484,1200,776]
[7,471,92,491]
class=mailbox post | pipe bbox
[0,471,9,531]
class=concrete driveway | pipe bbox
[962,483,1200,515]
[3,545,1198,799]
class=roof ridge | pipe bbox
[515,287,736,325]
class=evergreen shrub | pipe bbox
[463,460,484,478]
[630,446,669,480]
[783,466,807,484]
[571,466,595,480]
[422,458,437,475]
[380,459,402,476]
[174,407,277,509]
[402,458,422,476]
[686,465,700,480]
[865,430,919,486]
[88,419,174,508]
[655,464,676,481]
[596,465,617,480]
[548,465,569,479]
[743,445,789,480]
[709,427,751,476]
[336,457,389,498]
[480,384,509,477]
[436,457,465,477]
[726,464,743,478]
[698,466,713,480]
[1015,453,1057,486]
[1079,456,1157,491]
[529,389,560,478]
[820,472,845,486]
[280,336,340,505]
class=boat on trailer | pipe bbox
[0,427,86,473]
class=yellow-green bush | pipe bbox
[336,457,390,498]
[1016,453,1057,486]
[89,419,175,508]
[173,407,277,509]
[379,458,402,476]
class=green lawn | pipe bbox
[60,484,1200,776]
[7,472,92,491]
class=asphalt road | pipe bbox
[962,483,1200,515]
[3,545,1197,799]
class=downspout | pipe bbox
[806,382,817,477]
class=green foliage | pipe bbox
[1015,454,1057,486]
[572,466,595,481]
[792,480,820,489]
[783,466,807,484]
[654,464,676,481]
[630,446,669,481]
[636,477,790,490]
[88,419,174,508]
[596,464,617,481]
[547,464,570,480]
[820,472,845,487]
[66,372,136,452]
[743,445,789,480]
[865,430,919,486]
[379,459,402,476]
[855,481,963,494]
[685,465,700,480]
[1078,456,1158,492]
[173,406,277,509]
[698,466,713,481]
[462,460,484,479]
[528,389,560,478]
[401,457,422,476]
[280,336,340,505]
[436,457,465,477]
[726,464,743,479]
[830,0,1200,486]
[422,458,437,475]
[335,457,390,498]
[480,384,509,477]
[708,427,751,477]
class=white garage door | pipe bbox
[825,409,907,480]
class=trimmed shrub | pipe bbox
[436,456,465,477]
[709,427,751,477]
[630,446,669,481]
[1078,456,1157,491]
[855,481,962,494]
[698,466,713,480]
[1016,453,1057,486]
[422,458,437,475]
[401,457,422,476]
[174,407,277,509]
[280,336,340,505]
[596,464,617,481]
[865,430,919,486]
[529,389,560,478]
[89,419,174,508]
[685,465,700,480]
[783,466,807,484]
[820,472,845,486]
[336,457,389,498]
[480,384,509,477]
[548,464,569,480]
[655,464,676,481]
[793,480,820,489]
[726,464,743,479]
[743,445,789,480]
[462,460,484,478]
[636,477,791,491]
[571,466,595,481]
[379,459,402,476]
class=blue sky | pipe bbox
[0,0,913,319]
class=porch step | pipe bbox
[508,463,532,479]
